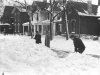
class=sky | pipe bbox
[92,0,98,5]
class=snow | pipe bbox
[0,34,100,75]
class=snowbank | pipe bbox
[0,35,99,75]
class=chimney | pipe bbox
[87,0,92,14]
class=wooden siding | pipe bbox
[80,16,100,35]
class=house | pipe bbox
[0,6,14,33]
[30,0,100,36]
[65,1,100,36]
[1,6,29,34]
[25,1,63,36]
[12,6,29,33]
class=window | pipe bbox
[71,19,76,33]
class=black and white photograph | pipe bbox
[0,0,100,75]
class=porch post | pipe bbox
[37,25,39,31]
[34,24,36,37]
[53,23,56,35]
[42,25,44,35]
[28,23,29,33]
[79,16,81,37]
[60,24,62,32]
[23,25,24,35]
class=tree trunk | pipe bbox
[65,12,69,40]
[29,16,33,38]
[64,8,69,40]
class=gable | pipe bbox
[32,1,61,12]
[3,6,14,17]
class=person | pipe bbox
[4,29,6,35]
[70,35,85,54]
[45,30,50,47]
[34,31,42,44]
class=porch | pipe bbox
[22,19,62,36]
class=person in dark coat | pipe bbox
[45,30,50,47]
[34,31,42,44]
[70,35,85,54]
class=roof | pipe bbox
[12,6,26,14]
[0,23,10,25]
[33,19,62,25]
[2,6,14,20]
[32,1,61,12]
[78,12,100,17]
[3,6,14,16]
[67,1,98,16]
[31,1,48,11]
[2,6,29,24]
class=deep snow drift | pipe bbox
[0,34,100,75]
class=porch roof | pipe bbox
[23,19,62,26]
[34,19,62,25]
[22,22,29,26]
[0,23,10,25]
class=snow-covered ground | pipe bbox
[0,34,100,75]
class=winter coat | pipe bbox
[73,37,85,52]
[34,33,41,44]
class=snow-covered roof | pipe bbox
[32,1,61,12]
[34,19,62,25]
[0,23,10,25]
[67,1,98,16]
[78,11,100,17]
[12,6,26,14]
[22,22,29,26]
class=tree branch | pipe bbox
[5,0,12,5]
[52,10,63,20]
[14,1,26,7]
[24,0,27,10]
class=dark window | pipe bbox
[71,19,76,32]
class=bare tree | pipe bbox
[25,0,40,38]
[45,0,69,40]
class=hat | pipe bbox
[70,35,75,38]
[36,31,38,33]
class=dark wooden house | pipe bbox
[1,6,29,34]
[65,1,100,36]
[0,6,14,33]
[12,6,29,33]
